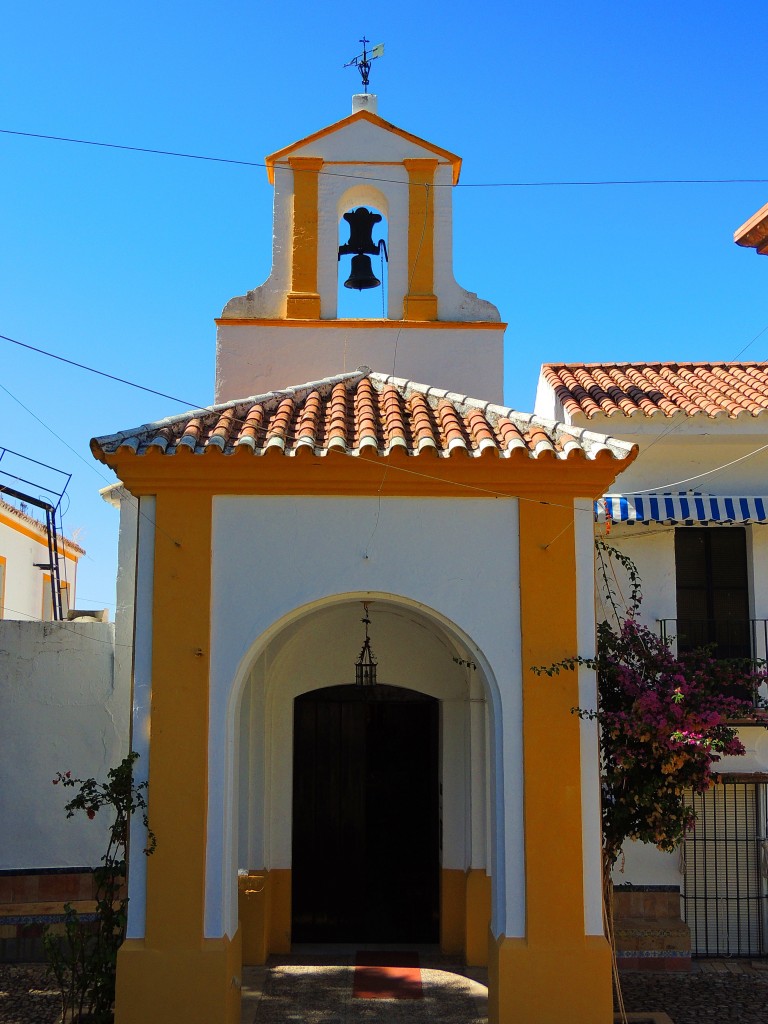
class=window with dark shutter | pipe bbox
[674,527,750,658]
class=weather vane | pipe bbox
[343,37,384,93]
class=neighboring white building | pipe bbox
[536,361,768,964]
[0,496,83,621]
[0,496,126,961]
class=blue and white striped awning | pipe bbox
[595,493,768,525]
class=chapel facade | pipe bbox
[92,94,636,1024]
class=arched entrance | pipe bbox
[292,683,439,943]
[232,596,497,964]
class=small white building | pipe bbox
[0,495,82,620]
[536,360,768,965]
[0,496,126,959]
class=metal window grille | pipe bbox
[682,781,768,956]
[659,619,768,665]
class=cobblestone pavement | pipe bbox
[616,960,768,1024]
[0,964,59,1024]
[2,958,768,1023]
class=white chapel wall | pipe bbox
[208,494,524,941]
[214,323,505,404]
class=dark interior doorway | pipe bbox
[292,684,439,943]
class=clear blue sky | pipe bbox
[2,1,767,615]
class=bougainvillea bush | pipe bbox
[537,541,767,868]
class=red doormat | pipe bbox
[353,951,423,999]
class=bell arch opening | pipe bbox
[337,205,389,319]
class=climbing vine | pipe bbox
[44,752,155,1023]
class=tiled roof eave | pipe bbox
[119,440,634,463]
[90,369,370,459]
[92,368,637,467]
[541,361,768,421]
[368,373,635,460]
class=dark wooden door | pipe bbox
[292,684,439,943]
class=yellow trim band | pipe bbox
[99,454,631,502]
[215,318,506,329]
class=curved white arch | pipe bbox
[207,590,516,942]
[336,183,389,222]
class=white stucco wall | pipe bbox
[0,514,78,621]
[207,495,524,942]
[214,323,505,405]
[0,620,126,869]
[612,841,682,887]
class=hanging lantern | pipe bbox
[355,602,378,687]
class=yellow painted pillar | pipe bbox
[488,500,611,1024]
[286,156,323,319]
[465,869,491,966]
[403,158,438,321]
[440,868,466,956]
[115,488,241,1024]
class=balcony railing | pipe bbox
[657,618,768,663]
[657,619,768,706]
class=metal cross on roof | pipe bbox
[343,37,384,93]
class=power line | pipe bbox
[0,343,596,514]
[0,333,201,408]
[0,380,114,486]
[9,319,768,518]
[3,127,768,189]
[600,320,768,468]
[627,442,768,494]
[7,324,768,516]
[0,379,184,550]
[0,604,132,645]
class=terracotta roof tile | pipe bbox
[91,369,635,464]
[542,362,768,420]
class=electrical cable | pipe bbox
[626,441,768,494]
[0,333,202,409]
[0,380,183,550]
[3,127,768,189]
[0,380,114,487]
[0,603,132,645]
[7,328,768,523]
[570,317,768,492]
[8,324,768,528]
[364,180,433,555]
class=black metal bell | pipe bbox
[344,253,381,291]
[338,207,387,291]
